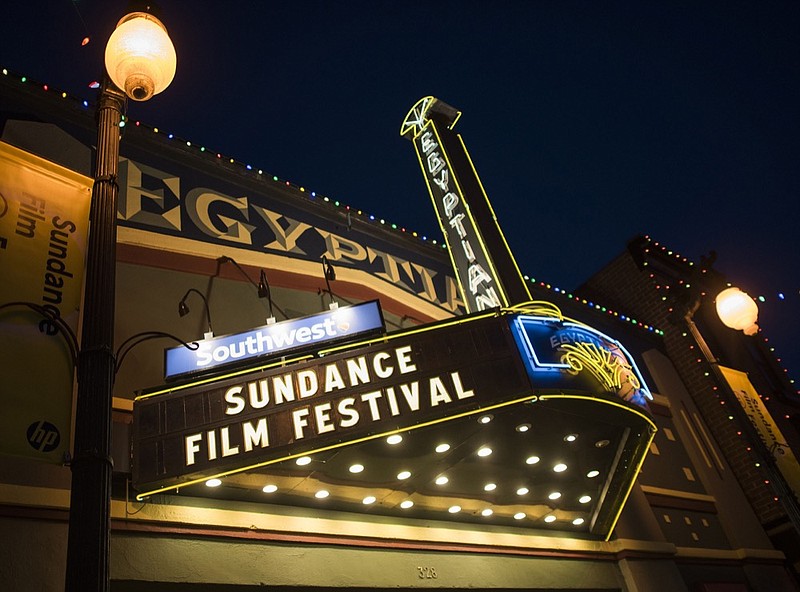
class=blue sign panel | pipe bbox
[510,314,652,408]
[165,300,385,380]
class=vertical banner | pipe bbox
[0,141,91,463]
[719,365,800,501]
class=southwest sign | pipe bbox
[165,300,385,380]
[133,306,654,498]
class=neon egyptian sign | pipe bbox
[401,96,531,313]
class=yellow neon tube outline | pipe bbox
[603,427,655,541]
[400,97,530,307]
[505,300,564,320]
[410,119,471,309]
[537,393,656,541]
[139,309,503,401]
[537,393,656,431]
[427,120,512,309]
[138,304,637,402]
[400,96,434,139]
[135,354,316,401]
[400,96,463,139]
[135,392,539,500]
[455,134,532,301]
[317,309,498,357]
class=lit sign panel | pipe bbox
[401,97,531,313]
[134,307,653,497]
[134,312,534,495]
[511,315,653,407]
[165,300,385,380]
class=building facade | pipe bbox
[1,70,799,591]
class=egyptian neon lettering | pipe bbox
[417,129,500,311]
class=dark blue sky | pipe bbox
[2,1,798,377]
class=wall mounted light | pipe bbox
[218,256,278,324]
[178,288,214,338]
[322,255,337,309]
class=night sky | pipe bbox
[2,1,798,377]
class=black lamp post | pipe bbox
[65,9,176,592]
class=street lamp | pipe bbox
[715,286,759,336]
[684,284,800,538]
[65,8,176,592]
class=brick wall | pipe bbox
[581,251,788,527]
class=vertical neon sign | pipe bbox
[401,96,530,312]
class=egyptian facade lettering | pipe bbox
[116,158,463,313]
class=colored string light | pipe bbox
[10,69,795,379]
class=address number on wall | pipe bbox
[417,566,438,579]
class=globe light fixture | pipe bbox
[105,12,177,101]
[715,287,759,335]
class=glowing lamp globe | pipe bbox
[715,287,759,335]
[104,12,176,101]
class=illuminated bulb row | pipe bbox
[391,501,585,526]
[257,482,592,526]
[520,274,663,335]
[2,69,444,248]
[6,63,664,330]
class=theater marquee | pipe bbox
[133,304,654,504]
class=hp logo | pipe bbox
[26,421,61,453]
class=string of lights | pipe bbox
[4,67,796,389]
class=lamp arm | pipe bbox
[180,287,213,334]
[218,256,260,290]
[321,256,336,305]
[114,331,199,374]
[0,301,79,366]
[218,256,288,320]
